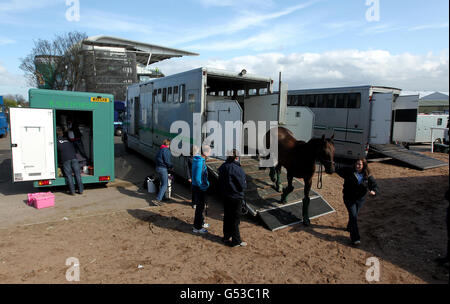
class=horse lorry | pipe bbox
[123,67,335,230]
[287,87,447,170]
[9,89,115,187]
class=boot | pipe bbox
[302,197,311,226]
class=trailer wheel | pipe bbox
[115,128,123,137]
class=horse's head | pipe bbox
[317,135,335,174]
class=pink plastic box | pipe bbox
[27,192,55,209]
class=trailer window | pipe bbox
[336,94,347,108]
[162,88,167,103]
[395,109,417,122]
[348,93,361,108]
[325,94,335,108]
[157,89,162,103]
[305,95,316,107]
[437,118,443,126]
[179,84,186,103]
[168,87,173,103]
[288,95,297,106]
[152,90,157,103]
[316,94,325,108]
[173,86,179,103]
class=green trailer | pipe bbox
[9,89,114,187]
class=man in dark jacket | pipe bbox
[218,149,247,247]
[56,127,83,195]
[154,139,173,204]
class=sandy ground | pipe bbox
[0,136,448,284]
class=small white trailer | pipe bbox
[415,114,449,143]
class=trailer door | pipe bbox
[369,93,393,145]
[392,95,419,143]
[9,108,55,182]
[206,100,243,159]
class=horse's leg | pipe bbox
[302,177,312,226]
[281,171,294,203]
[270,165,282,192]
[275,164,282,192]
[269,167,276,183]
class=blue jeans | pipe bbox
[63,159,83,194]
[344,197,366,242]
[156,167,168,201]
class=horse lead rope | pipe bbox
[317,162,323,189]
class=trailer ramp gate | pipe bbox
[207,157,335,231]
[370,144,447,170]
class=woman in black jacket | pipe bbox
[336,158,379,245]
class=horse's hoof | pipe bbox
[303,219,311,227]
[275,186,282,193]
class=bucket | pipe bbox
[147,178,156,193]
[165,174,173,198]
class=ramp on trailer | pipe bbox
[370,144,447,170]
[206,157,335,231]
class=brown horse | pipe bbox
[264,127,335,226]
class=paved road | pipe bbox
[0,134,192,229]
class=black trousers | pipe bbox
[223,196,242,244]
[193,186,206,230]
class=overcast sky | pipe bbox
[0,0,448,98]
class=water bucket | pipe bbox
[147,178,156,193]
[165,174,173,198]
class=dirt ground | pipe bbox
[0,139,448,284]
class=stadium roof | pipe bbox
[83,35,198,65]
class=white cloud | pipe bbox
[79,10,153,35]
[409,23,449,31]
[0,0,64,13]
[173,1,318,45]
[0,63,30,97]
[0,37,15,45]
[155,49,449,92]
[194,0,274,8]
[185,23,308,51]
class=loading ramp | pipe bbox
[370,144,448,170]
[206,157,335,231]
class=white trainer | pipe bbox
[193,227,208,234]
[202,223,210,228]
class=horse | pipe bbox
[264,127,335,226]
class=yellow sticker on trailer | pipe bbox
[90,97,110,102]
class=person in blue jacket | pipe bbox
[154,139,173,205]
[218,149,248,247]
[191,145,211,234]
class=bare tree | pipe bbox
[19,31,87,91]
